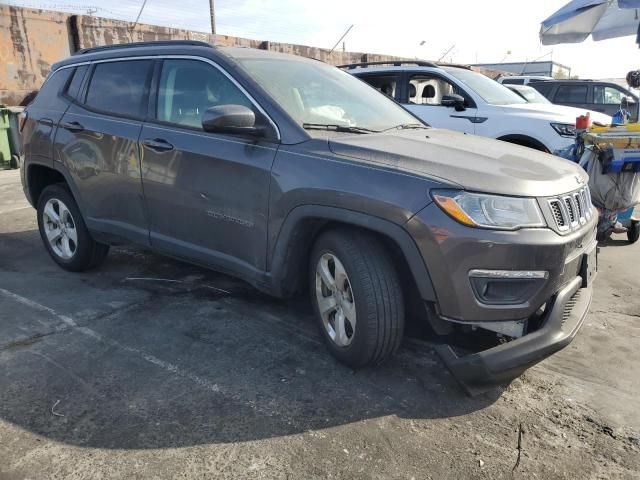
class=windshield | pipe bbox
[237,58,420,132]
[445,68,527,105]
[516,86,551,104]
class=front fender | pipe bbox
[268,204,437,301]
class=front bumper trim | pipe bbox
[436,275,592,396]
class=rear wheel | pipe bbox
[37,184,109,271]
[309,229,404,368]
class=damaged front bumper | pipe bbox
[436,274,593,395]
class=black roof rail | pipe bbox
[337,60,439,69]
[436,62,471,70]
[73,40,213,56]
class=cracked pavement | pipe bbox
[0,169,639,479]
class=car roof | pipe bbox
[341,62,471,75]
[505,84,535,90]
[52,40,319,71]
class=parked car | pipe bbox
[531,79,639,120]
[343,61,611,153]
[21,41,598,391]
[505,84,554,104]
[497,75,554,85]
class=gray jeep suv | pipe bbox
[20,41,597,391]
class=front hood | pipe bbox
[501,102,612,124]
[329,129,588,197]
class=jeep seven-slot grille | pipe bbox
[547,187,592,232]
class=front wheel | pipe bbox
[309,229,404,368]
[628,220,640,244]
[37,184,109,271]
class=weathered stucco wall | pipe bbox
[1,5,504,106]
[0,5,71,106]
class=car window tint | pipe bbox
[501,78,524,85]
[531,82,554,98]
[65,65,88,100]
[85,60,152,118]
[555,85,588,103]
[359,75,398,99]
[157,59,252,129]
[409,75,457,105]
[593,85,627,105]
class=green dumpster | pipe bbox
[0,106,10,169]
[7,106,24,169]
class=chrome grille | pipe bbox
[547,187,592,232]
[550,200,566,227]
[573,192,583,219]
[564,197,576,223]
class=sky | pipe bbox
[4,0,640,79]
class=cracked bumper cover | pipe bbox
[436,274,592,395]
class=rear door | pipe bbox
[54,59,153,245]
[22,67,76,164]
[139,57,278,276]
[551,84,589,110]
[402,72,477,134]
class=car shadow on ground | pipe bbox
[0,229,503,449]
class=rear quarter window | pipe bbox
[84,60,153,118]
[29,68,74,109]
[501,78,524,85]
[64,65,88,100]
[531,82,554,98]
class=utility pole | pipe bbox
[329,25,354,55]
[209,0,216,34]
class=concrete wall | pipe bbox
[1,5,502,106]
[1,5,71,106]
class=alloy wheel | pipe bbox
[315,253,357,347]
[42,198,78,260]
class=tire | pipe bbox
[37,184,109,271]
[628,221,640,244]
[309,228,404,368]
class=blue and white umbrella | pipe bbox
[541,0,640,45]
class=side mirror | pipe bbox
[441,94,466,111]
[202,104,264,136]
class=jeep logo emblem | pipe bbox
[576,176,584,184]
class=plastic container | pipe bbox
[576,112,591,130]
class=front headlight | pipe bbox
[550,122,576,137]
[432,190,546,230]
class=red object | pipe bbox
[576,112,591,129]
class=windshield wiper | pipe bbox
[384,123,430,131]
[302,123,379,134]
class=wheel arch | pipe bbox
[496,134,550,153]
[268,205,437,304]
[25,161,85,216]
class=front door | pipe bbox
[140,58,278,277]
[402,73,478,134]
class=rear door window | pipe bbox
[554,85,588,104]
[357,74,400,100]
[85,60,153,118]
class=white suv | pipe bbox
[344,62,611,153]
[497,75,554,85]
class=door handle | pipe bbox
[61,121,84,132]
[40,118,54,127]
[143,138,174,152]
